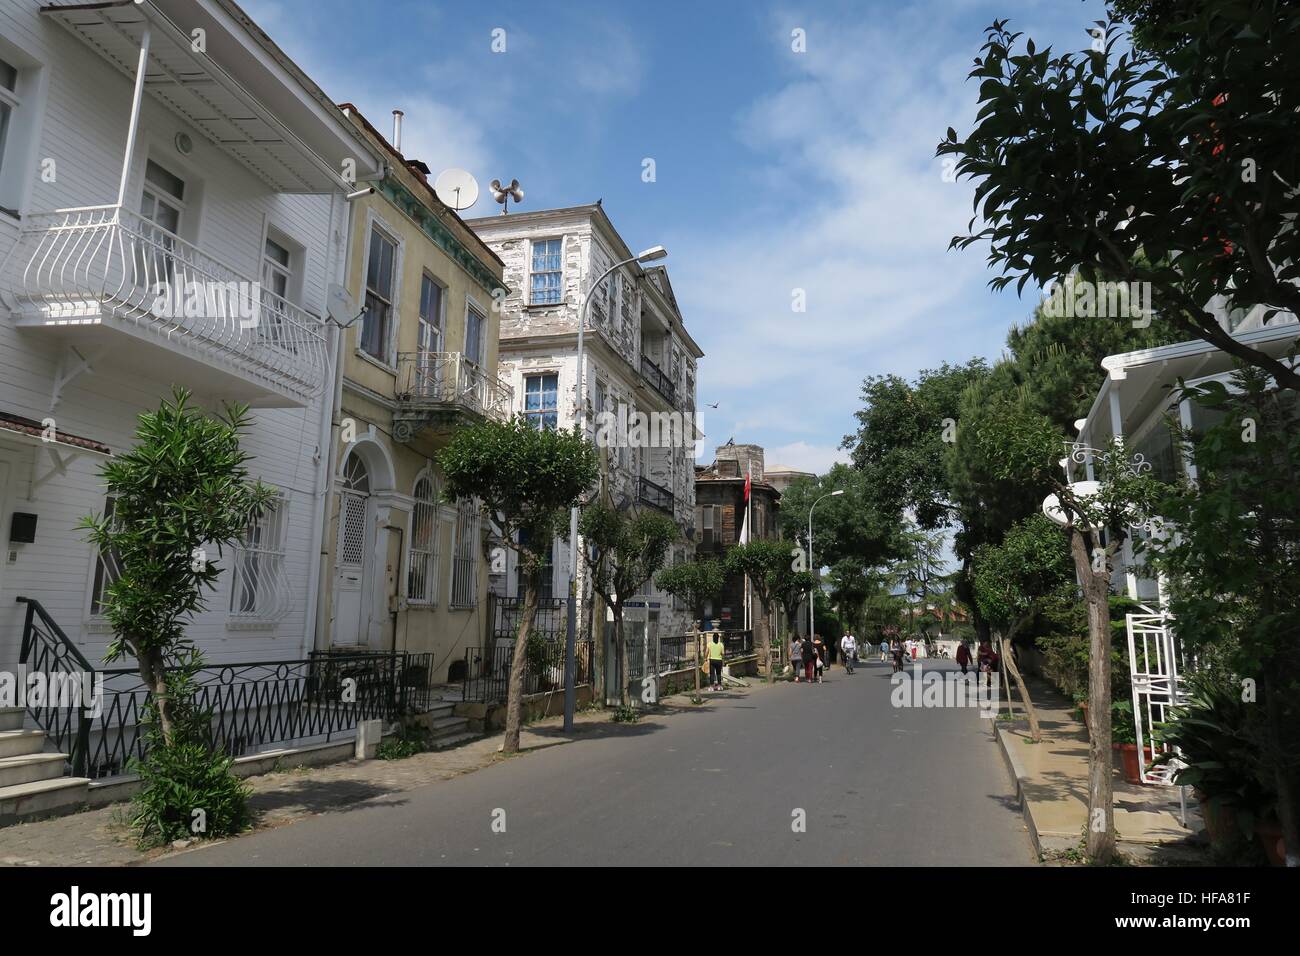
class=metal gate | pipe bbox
[1126,606,1186,785]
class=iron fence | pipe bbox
[461,640,593,704]
[493,596,568,641]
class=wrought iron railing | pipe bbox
[461,640,594,704]
[15,597,437,779]
[16,597,94,777]
[396,351,513,422]
[1,205,328,398]
[640,355,676,404]
[638,475,675,513]
[492,596,567,641]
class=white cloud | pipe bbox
[763,441,851,476]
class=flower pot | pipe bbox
[1113,743,1154,784]
[1255,819,1286,867]
[1195,791,1231,848]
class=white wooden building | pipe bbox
[0,0,383,675]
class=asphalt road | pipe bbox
[156,658,1035,866]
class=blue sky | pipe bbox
[246,0,1110,474]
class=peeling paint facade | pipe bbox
[466,204,704,641]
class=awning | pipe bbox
[0,410,111,494]
[41,0,382,193]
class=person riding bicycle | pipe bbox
[891,638,906,673]
[840,632,857,673]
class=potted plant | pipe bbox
[1110,699,1156,784]
[1153,673,1278,862]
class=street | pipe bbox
[156,659,1034,867]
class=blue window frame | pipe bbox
[524,373,558,431]
[530,238,563,305]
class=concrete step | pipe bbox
[0,752,67,789]
[0,729,46,759]
[426,715,471,737]
[422,702,458,718]
[429,731,482,752]
[0,776,90,827]
[0,707,25,732]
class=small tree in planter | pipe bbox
[970,513,1077,741]
[655,558,725,701]
[80,388,272,841]
[727,538,813,675]
[439,416,598,754]
[578,503,678,708]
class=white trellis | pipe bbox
[1126,606,1187,785]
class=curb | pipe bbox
[994,724,1048,858]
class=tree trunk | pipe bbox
[755,603,772,682]
[999,634,1042,743]
[1261,669,1300,866]
[501,569,540,754]
[137,647,175,747]
[589,592,605,703]
[692,622,701,700]
[1070,528,1115,864]
[615,606,629,708]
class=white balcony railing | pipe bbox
[396,351,513,422]
[2,205,328,399]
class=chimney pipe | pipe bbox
[392,109,404,151]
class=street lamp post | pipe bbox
[564,244,668,731]
[806,489,844,642]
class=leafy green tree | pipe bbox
[726,538,810,667]
[777,464,900,572]
[971,514,1076,741]
[439,416,598,753]
[938,5,1300,391]
[1153,368,1300,861]
[81,388,274,745]
[966,396,1166,863]
[656,558,726,699]
[579,504,678,707]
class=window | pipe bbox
[465,302,485,366]
[450,500,479,608]
[89,498,122,616]
[605,270,620,323]
[524,373,558,430]
[407,476,439,605]
[418,274,443,354]
[360,226,397,361]
[230,494,290,621]
[0,58,18,180]
[138,160,185,286]
[530,238,563,305]
[261,236,293,345]
[700,502,715,547]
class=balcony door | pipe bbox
[416,274,443,397]
[138,160,185,291]
[334,454,372,646]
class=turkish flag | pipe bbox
[744,472,751,501]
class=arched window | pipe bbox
[407,474,439,604]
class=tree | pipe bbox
[939,5,1300,392]
[81,388,274,746]
[970,514,1077,742]
[726,539,811,670]
[1153,368,1300,863]
[439,416,599,754]
[656,559,726,700]
[967,397,1166,863]
[579,503,679,707]
[895,523,947,639]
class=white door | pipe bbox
[334,455,371,646]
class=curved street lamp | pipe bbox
[563,244,669,731]
[807,489,844,641]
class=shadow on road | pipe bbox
[250,779,408,819]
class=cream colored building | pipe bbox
[314,108,510,686]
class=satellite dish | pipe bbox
[326,283,357,326]
[434,168,480,211]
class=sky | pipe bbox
[244,0,1111,475]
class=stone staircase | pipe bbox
[0,707,91,826]
[420,701,482,751]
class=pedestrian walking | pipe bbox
[800,635,817,683]
[977,639,999,691]
[813,635,827,683]
[891,638,906,674]
[707,633,725,691]
[955,640,972,675]
[791,635,803,682]
[879,638,889,662]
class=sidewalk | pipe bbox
[995,675,1206,863]
[0,686,752,867]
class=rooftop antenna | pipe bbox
[490,178,524,214]
[434,168,480,212]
